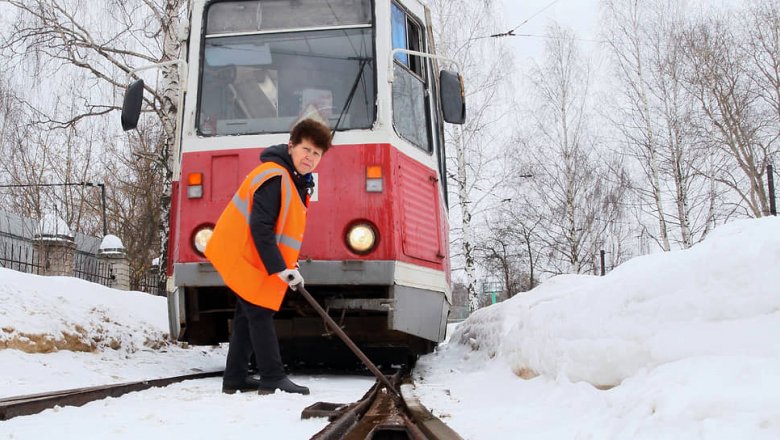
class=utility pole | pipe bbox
[768,164,776,216]
[600,249,606,276]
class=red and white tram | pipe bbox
[123,0,465,366]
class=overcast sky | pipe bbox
[499,0,753,63]
[499,0,600,63]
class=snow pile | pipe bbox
[99,234,125,254]
[0,269,169,353]
[0,267,373,440]
[442,217,780,387]
[0,268,228,398]
[413,217,780,438]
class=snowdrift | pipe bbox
[444,217,780,387]
[0,269,170,353]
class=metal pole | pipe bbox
[295,285,398,395]
[98,184,107,236]
[768,164,776,216]
[600,250,606,276]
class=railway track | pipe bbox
[1,370,462,439]
[3,284,458,437]
[0,370,222,421]
[305,372,463,440]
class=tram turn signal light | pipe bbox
[366,166,383,193]
[187,172,203,199]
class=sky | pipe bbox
[499,0,753,64]
[500,0,601,63]
[2,215,779,438]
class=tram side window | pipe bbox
[391,3,431,152]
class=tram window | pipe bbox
[198,28,375,136]
[391,3,431,152]
[393,64,429,151]
[391,3,424,77]
[207,0,372,35]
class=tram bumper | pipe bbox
[173,260,450,343]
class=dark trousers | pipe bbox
[223,296,285,385]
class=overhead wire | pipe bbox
[481,0,564,39]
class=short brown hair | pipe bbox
[290,119,332,153]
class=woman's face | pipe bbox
[288,138,324,175]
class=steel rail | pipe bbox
[0,370,222,421]
[304,374,464,440]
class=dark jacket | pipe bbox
[250,144,314,275]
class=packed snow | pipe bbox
[1,217,779,439]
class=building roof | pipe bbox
[0,210,102,254]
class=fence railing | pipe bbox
[74,251,114,286]
[134,269,163,297]
[0,233,160,296]
[0,234,43,275]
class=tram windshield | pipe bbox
[198,0,375,136]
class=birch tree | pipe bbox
[524,23,617,275]
[1,0,187,286]
[602,0,671,250]
[429,0,514,312]
[603,0,723,249]
[680,13,775,218]
[744,0,780,126]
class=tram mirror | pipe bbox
[439,70,466,125]
[121,79,145,131]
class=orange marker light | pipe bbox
[366,166,383,193]
[188,172,203,186]
[187,172,204,199]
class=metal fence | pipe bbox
[0,233,120,291]
[0,234,43,275]
[74,251,114,286]
[134,269,164,296]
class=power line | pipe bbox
[499,32,607,45]
[488,0,564,38]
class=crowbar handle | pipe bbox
[295,284,399,395]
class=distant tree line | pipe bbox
[432,0,779,307]
[0,0,184,290]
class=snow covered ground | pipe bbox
[0,270,374,438]
[1,217,779,439]
[412,217,780,439]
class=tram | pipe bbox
[122,0,465,366]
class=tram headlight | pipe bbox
[192,226,214,255]
[346,223,377,254]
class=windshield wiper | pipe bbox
[331,58,369,138]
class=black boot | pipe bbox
[222,376,262,394]
[258,376,310,395]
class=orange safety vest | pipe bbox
[205,162,307,311]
